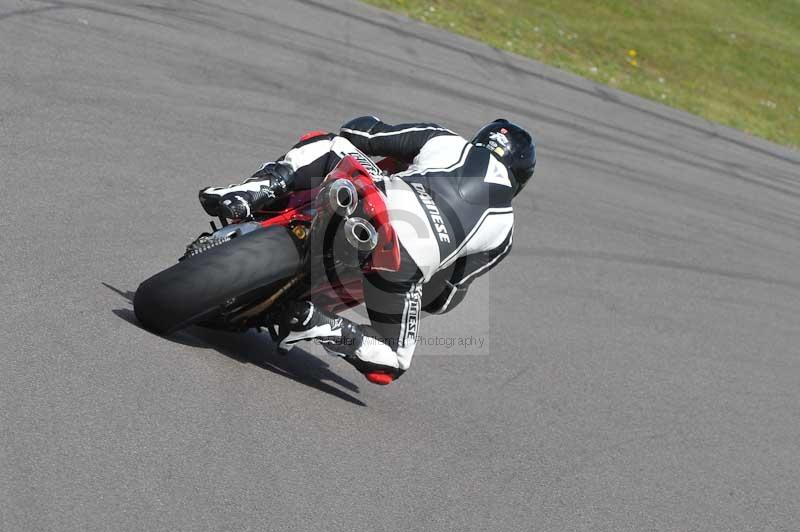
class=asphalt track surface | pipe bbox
[3,1,800,530]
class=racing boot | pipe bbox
[199,161,294,220]
[273,301,347,352]
[270,301,401,385]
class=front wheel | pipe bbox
[134,226,301,334]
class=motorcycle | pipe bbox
[133,155,403,364]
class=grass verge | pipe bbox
[364,0,800,149]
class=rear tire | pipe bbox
[134,226,301,334]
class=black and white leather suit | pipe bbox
[263,117,515,378]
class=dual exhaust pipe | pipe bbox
[322,179,379,252]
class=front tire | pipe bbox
[134,226,301,334]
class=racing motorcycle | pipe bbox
[133,156,403,352]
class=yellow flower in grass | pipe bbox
[628,49,637,58]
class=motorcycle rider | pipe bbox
[200,117,536,385]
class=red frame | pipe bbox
[252,156,399,313]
